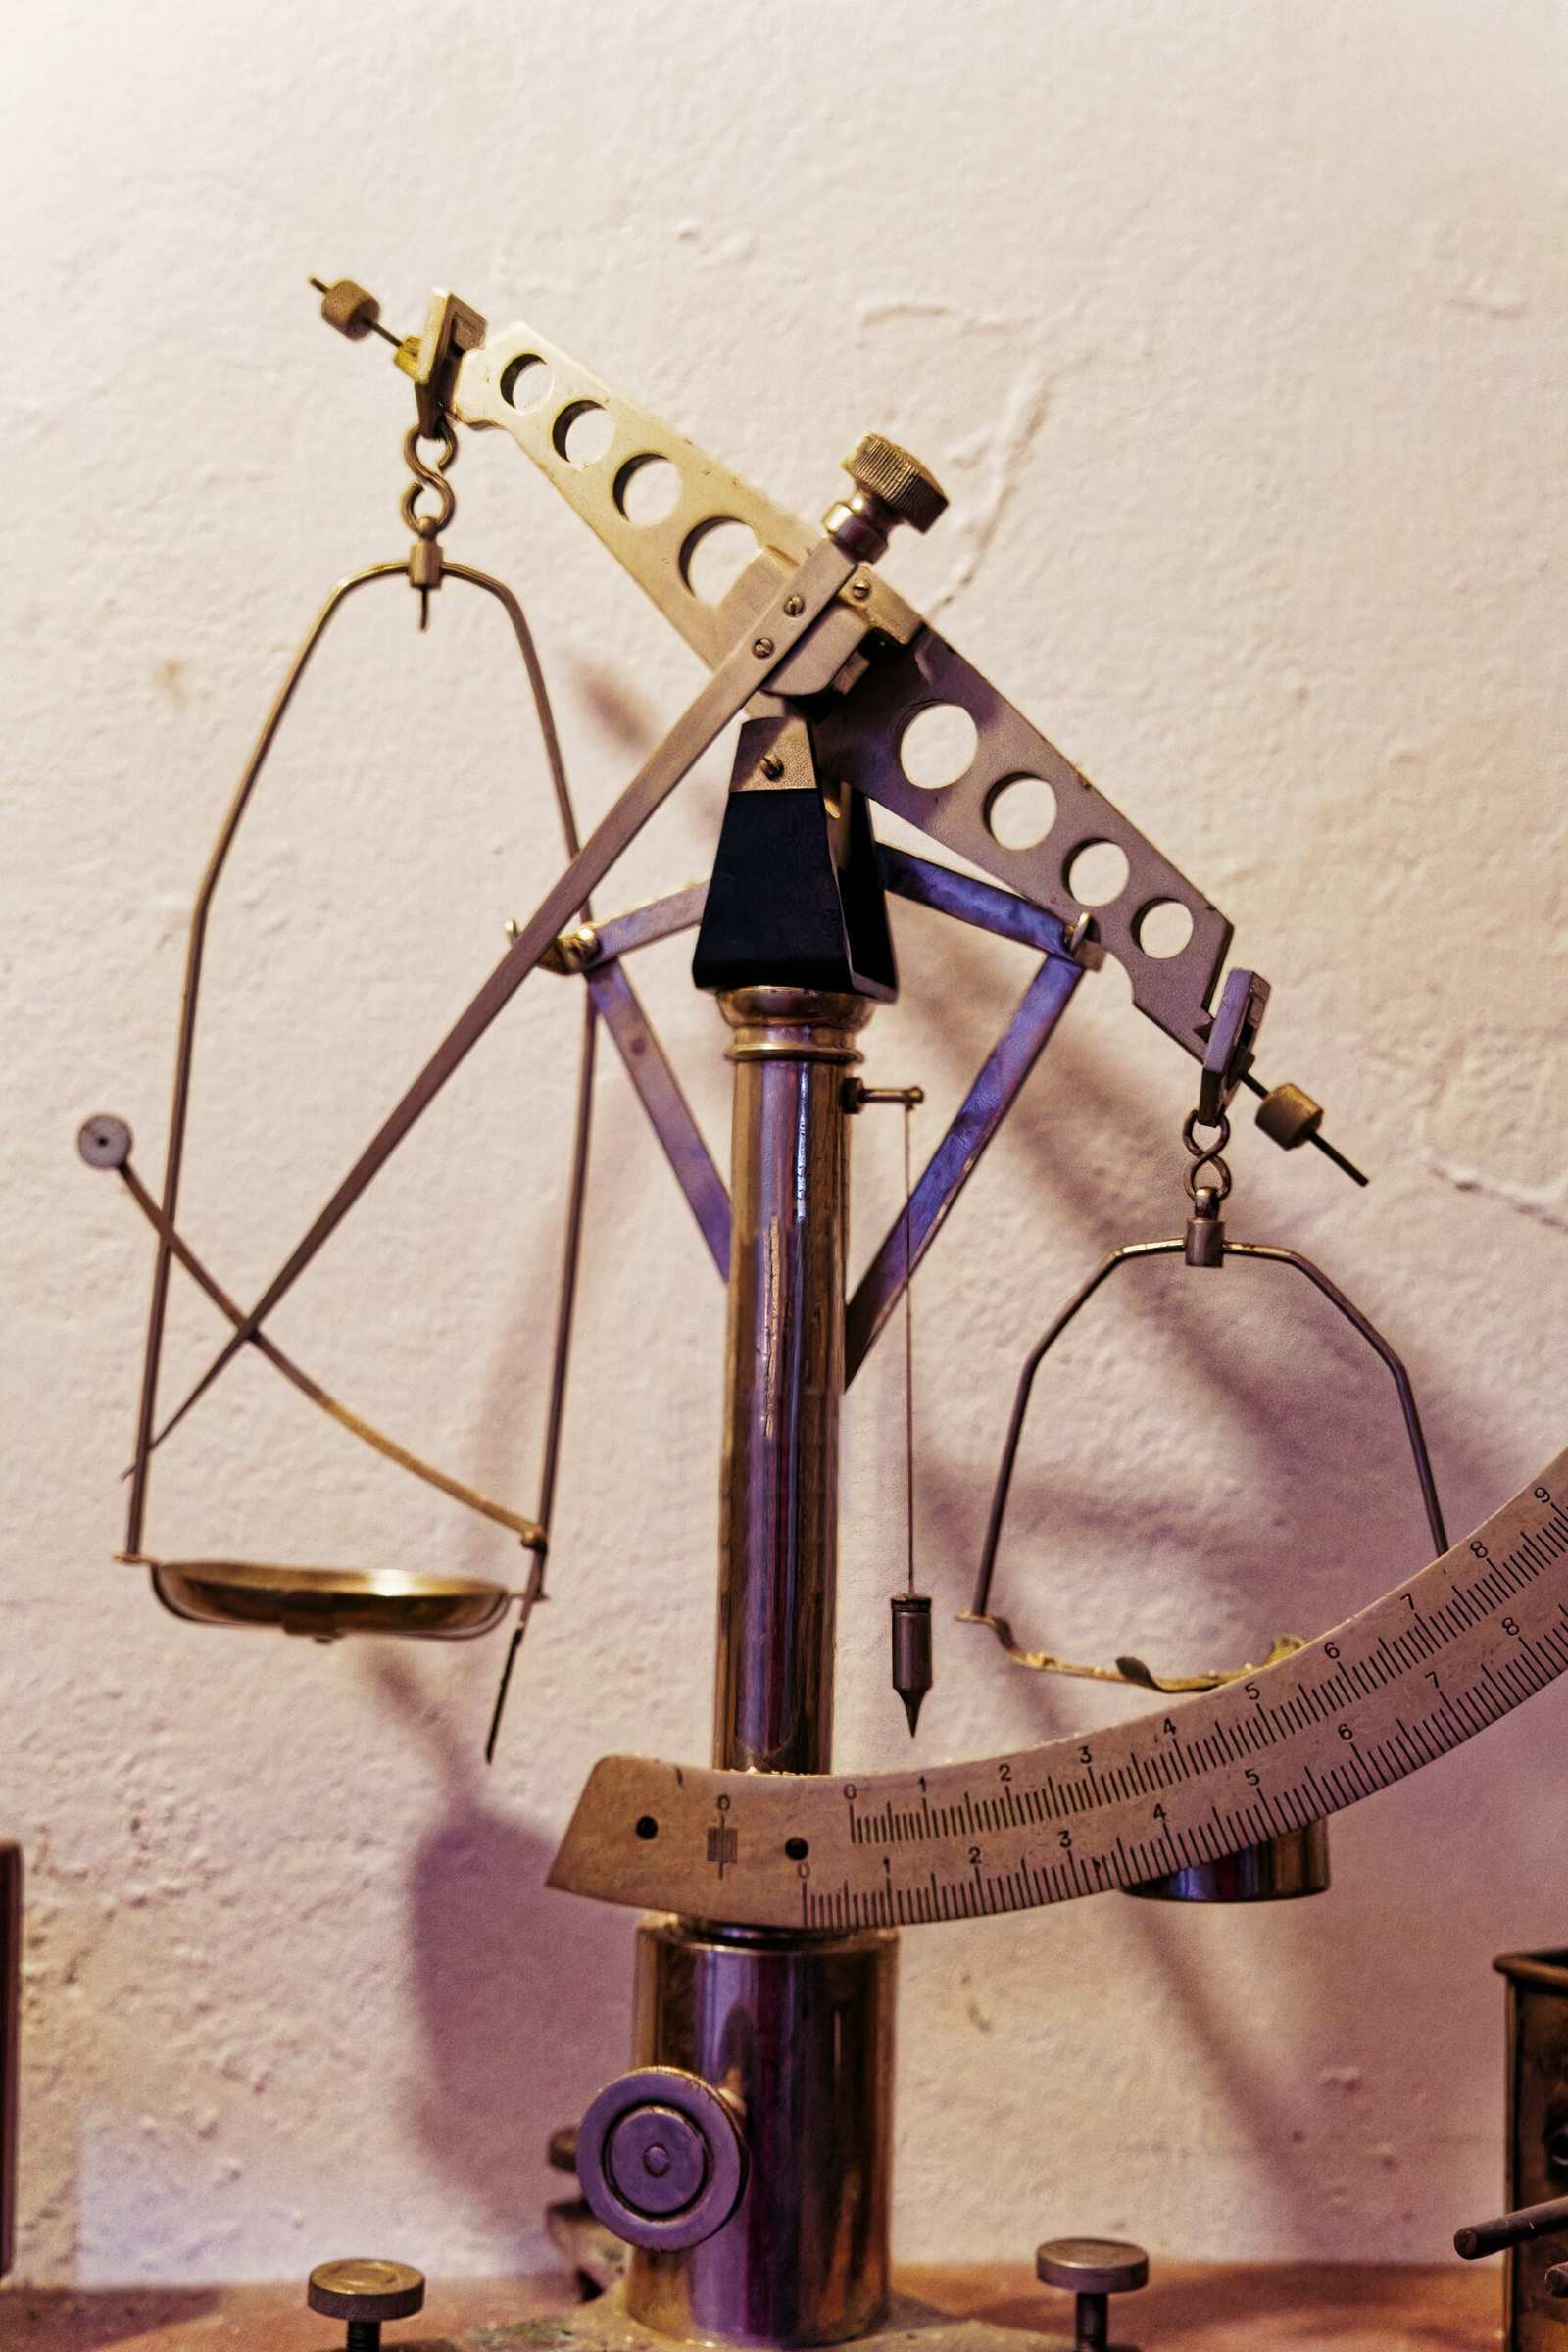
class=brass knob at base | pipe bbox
[308,2258,425,2352]
[1036,2237,1149,2350]
[577,2064,748,2251]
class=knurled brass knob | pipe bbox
[307,2259,425,2349]
[577,2064,748,2251]
[842,433,949,534]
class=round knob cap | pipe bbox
[842,434,949,534]
[77,1114,132,1170]
[307,2259,425,2324]
[577,2065,748,2251]
[608,2102,710,2216]
[1036,2238,1149,2297]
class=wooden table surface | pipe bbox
[0,2261,1502,2349]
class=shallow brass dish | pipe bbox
[146,1559,512,1642]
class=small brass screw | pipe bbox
[783,593,805,616]
[760,754,785,780]
[752,636,775,659]
[850,577,872,601]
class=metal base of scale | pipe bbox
[453,2285,1074,2352]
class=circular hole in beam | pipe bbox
[680,517,761,604]
[554,401,615,467]
[614,454,682,525]
[899,703,979,791]
[984,773,1057,850]
[1133,899,1195,959]
[1064,839,1131,906]
[500,354,553,411]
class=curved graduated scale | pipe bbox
[550,1446,1568,1930]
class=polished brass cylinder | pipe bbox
[625,1917,896,2348]
[711,987,871,1777]
[618,987,893,2348]
[1124,1819,1330,1902]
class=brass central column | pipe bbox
[624,984,897,2351]
[711,985,872,1775]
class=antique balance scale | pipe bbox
[79,282,1568,2351]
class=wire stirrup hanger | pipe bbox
[83,359,596,1657]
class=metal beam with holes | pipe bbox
[458,317,1232,1059]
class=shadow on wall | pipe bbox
[361,933,695,2267]
[373,1659,632,2267]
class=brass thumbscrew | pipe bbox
[307,2258,425,2352]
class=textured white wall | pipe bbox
[5,0,1567,2292]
